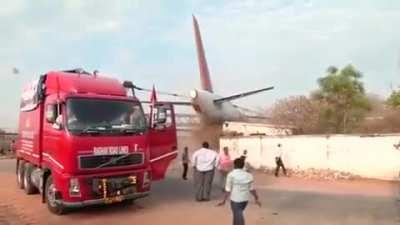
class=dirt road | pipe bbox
[0,159,399,225]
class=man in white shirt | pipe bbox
[393,142,400,201]
[240,149,250,171]
[192,141,219,201]
[217,158,261,225]
[275,143,287,177]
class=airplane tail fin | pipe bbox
[193,15,213,93]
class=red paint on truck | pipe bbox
[15,70,177,214]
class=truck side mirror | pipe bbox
[156,109,167,124]
[46,104,57,123]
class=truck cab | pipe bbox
[15,69,177,214]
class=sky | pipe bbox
[0,0,400,129]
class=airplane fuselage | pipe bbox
[190,89,243,123]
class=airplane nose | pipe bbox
[190,90,198,99]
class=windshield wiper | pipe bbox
[95,153,132,169]
[121,127,146,134]
[80,126,106,134]
[109,124,146,134]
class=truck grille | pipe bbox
[79,153,144,169]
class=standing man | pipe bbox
[10,140,16,153]
[218,146,232,190]
[240,149,247,161]
[182,146,189,180]
[240,150,250,171]
[218,158,261,225]
[275,143,287,177]
[192,141,219,201]
[393,142,400,201]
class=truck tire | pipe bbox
[17,160,25,189]
[45,175,66,215]
[124,198,134,205]
[23,163,38,194]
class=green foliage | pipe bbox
[312,64,370,133]
[386,90,400,109]
[270,96,322,134]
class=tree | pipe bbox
[386,90,400,109]
[270,96,322,134]
[312,64,370,133]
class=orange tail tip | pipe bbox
[192,15,213,93]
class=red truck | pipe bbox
[15,69,177,214]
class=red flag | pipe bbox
[150,85,157,105]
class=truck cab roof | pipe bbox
[45,70,126,97]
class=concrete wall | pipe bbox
[220,134,400,180]
[222,121,293,136]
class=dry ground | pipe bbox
[0,158,399,225]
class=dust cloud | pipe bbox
[170,123,222,171]
[178,124,222,153]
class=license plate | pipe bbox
[93,176,137,199]
[104,196,123,204]
[128,176,137,184]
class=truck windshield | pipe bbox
[66,98,147,135]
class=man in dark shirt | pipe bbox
[182,146,189,180]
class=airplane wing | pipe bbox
[213,86,274,104]
[232,104,271,121]
[131,84,192,105]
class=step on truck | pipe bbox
[15,69,177,214]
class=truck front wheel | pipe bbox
[17,160,25,189]
[45,175,66,215]
[23,163,38,194]
[124,199,134,205]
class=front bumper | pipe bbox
[57,192,149,208]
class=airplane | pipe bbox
[138,15,274,124]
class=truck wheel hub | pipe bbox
[47,183,57,207]
[23,172,28,186]
[18,167,23,184]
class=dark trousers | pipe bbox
[275,157,287,177]
[182,163,188,179]
[194,169,214,201]
[230,201,248,225]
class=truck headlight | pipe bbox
[69,178,81,197]
[143,171,151,188]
